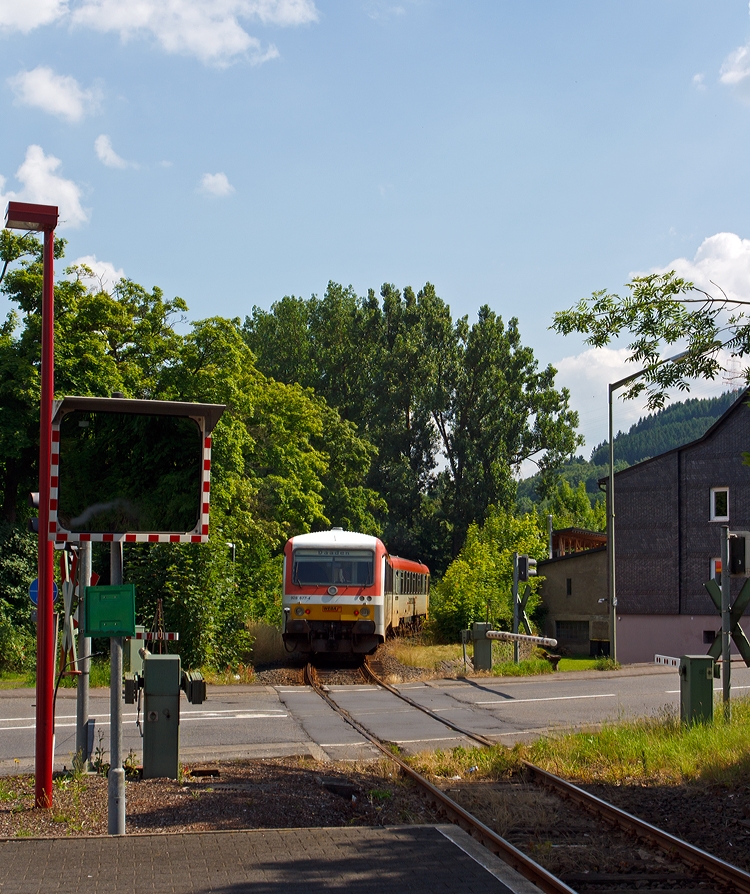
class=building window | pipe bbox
[711,487,729,521]
[566,578,572,596]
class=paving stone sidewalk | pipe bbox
[0,825,542,894]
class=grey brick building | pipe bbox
[613,388,750,663]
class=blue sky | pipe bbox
[2,1,750,453]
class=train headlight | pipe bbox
[294,606,305,617]
[360,607,370,617]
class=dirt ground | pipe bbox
[0,757,441,838]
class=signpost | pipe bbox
[28,579,58,606]
[703,526,750,720]
[49,395,225,834]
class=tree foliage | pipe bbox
[245,282,581,572]
[551,271,743,409]
[0,237,383,670]
[429,506,548,641]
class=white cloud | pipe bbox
[70,0,318,66]
[553,346,735,456]
[199,172,235,196]
[720,39,750,102]
[648,232,750,304]
[0,0,67,33]
[549,233,750,449]
[692,72,706,91]
[70,255,125,290]
[0,145,88,229]
[94,134,136,169]
[365,2,406,21]
[8,66,101,122]
[720,43,750,86]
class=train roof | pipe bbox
[287,529,382,551]
[287,528,430,573]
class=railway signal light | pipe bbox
[518,555,537,582]
[28,492,40,534]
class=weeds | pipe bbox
[491,658,553,677]
[594,657,620,671]
[408,696,750,789]
[92,730,109,776]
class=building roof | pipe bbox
[539,544,607,566]
[598,388,750,483]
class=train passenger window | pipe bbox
[292,549,374,586]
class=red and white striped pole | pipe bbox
[4,202,59,808]
[36,223,56,807]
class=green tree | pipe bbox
[0,238,385,668]
[245,285,581,571]
[430,306,582,556]
[429,505,547,641]
[545,479,606,531]
[551,272,735,409]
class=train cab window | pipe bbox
[293,549,374,586]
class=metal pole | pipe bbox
[108,541,125,835]
[35,226,55,808]
[608,384,617,664]
[512,553,519,663]
[76,542,92,765]
[605,350,690,669]
[721,525,731,718]
[547,514,553,559]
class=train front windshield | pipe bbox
[292,549,374,586]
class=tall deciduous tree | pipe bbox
[245,284,582,570]
[0,237,384,669]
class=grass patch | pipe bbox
[390,641,465,669]
[410,697,750,787]
[202,664,255,685]
[556,656,620,672]
[0,672,29,689]
[491,658,554,677]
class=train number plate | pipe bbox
[322,606,341,612]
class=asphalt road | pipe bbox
[2,661,750,773]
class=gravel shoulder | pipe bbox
[0,757,441,838]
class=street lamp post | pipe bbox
[4,201,59,808]
[607,350,689,665]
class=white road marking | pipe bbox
[476,693,617,705]
[664,684,750,695]
[0,711,288,733]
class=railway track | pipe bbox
[304,657,750,894]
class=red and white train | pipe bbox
[282,528,429,654]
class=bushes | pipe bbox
[429,506,547,641]
[0,524,37,674]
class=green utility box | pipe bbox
[143,653,181,779]
[84,584,136,637]
[679,655,716,725]
[471,622,493,671]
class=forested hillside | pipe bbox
[517,390,742,508]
